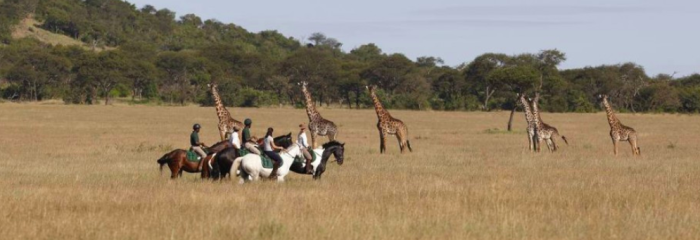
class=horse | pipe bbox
[288,141,345,180]
[231,144,304,183]
[210,133,293,180]
[232,141,346,183]
[156,140,232,179]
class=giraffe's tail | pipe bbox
[561,135,569,145]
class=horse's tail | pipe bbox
[156,153,171,175]
[561,135,569,145]
[231,157,244,177]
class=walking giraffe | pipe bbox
[517,93,537,151]
[367,85,412,153]
[531,93,568,152]
[208,83,244,141]
[598,94,640,156]
[298,81,338,148]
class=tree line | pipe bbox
[1,0,699,113]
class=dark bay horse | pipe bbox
[288,141,345,180]
[157,140,232,179]
[211,133,293,180]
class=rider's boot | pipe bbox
[305,157,313,174]
[268,161,280,180]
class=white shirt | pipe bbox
[263,135,274,151]
[229,132,241,149]
[297,131,309,149]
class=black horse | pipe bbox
[288,141,345,180]
[211,133,293,180]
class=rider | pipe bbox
[242,118,261,155]
[263,127,285,179]
[230,126,241,149]
[190,123,208,170]
[297,123,314,174]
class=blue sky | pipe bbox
[127,0,699,77]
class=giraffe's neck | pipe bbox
[531,97,543,128]
[302,86,321,121]
[211,86,230,121]
[370,90,390,120]
[519,96,534,122]
[602,98,620,127]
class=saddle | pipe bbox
[186,147,209,162]
[239,146,277,169]
[294,151,317,164]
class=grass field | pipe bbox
[1,103,699,239]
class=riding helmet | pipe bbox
[193,123,201,129]
[244,118,252,125]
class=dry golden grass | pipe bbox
[1,103,699,239]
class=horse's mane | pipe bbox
[210,140,230,149]
[322,140,343,149]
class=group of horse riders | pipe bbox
[190,118,315,180]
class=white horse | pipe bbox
[231,144,304,183]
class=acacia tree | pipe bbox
[6,51,71,101]
[486,65,538,131]
[463,53,511,110]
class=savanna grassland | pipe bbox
[1,103,699,240]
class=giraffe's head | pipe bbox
[207,83,218,89]
[366,85,377,93]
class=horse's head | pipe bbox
[274,133,293,149]
[322,141,345,165]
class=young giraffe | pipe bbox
[517,93,537,151]
[367,85,412,153]
[598,94,640,156]
[531,93,569,152]
[298,81,338,149]
[208,83,244,141]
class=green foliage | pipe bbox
[0,0,694,114]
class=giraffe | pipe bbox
[517,93,537,151]
[208,83,244,141]
[367,85,412,153]
[530,93,569,152]
[298,81,338,149]
[598,94,640,156]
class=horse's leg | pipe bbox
[169,162,178,179]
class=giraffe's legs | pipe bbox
[536,137,542,153]
[629,138,640,156]
[544,138,553,152]
[311,131,318,149]
[219,129,226,142]
[550,138,558,152]
[527,131,534,152]
[396,133,405,153]
[328,130,337,142]
[379,130,387,154]
[612,138,619,156]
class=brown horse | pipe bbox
[157,140,232,179]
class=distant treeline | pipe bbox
[1,0,699,113]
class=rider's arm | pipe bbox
[270,139,283,151]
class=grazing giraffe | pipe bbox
[298,81,338,148]
[598,94,640,156]
[366,85,412,153]
[531,93,569,152]
[208,83,244,141]
[517,93,537,151]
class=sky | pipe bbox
[127,0,699,77]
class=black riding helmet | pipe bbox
[193,123,201,130]
[244,118,252,126]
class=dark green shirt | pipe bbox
[243,127,251,142]
[190,131,199,146]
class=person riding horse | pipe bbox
[242,118,260,155]
[263,127,285,180]
[190,123,208,171]
[297,123,314,174]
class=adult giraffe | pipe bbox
[298,81,338,148]
[367,85,412,153]
[208,83,244,141]
[598,94,640,156]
